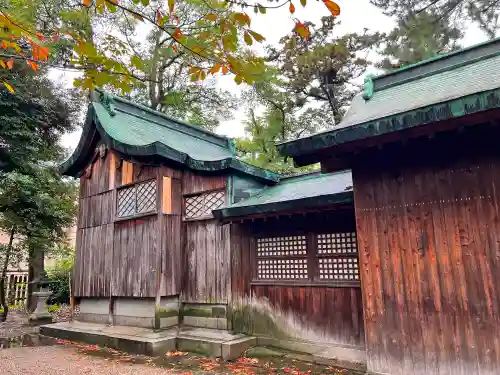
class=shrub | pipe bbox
[46,255,73,305]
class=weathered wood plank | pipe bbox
[182,170,226,195]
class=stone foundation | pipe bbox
[181,303,228,330]
[76,296,181,329]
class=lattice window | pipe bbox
[317,232,359,281]
[117,180,157,218]
[256,236,308,280]
[185,190,225,219]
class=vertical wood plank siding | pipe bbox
[352,147,500,375]
[77,191,114,229]
[80,154,111,198]
[182,170,226,195]
[74,224,114,296]
[112,216,159,297]
[159,214,182,296]
[230,212,365,348]
[184,219,231,303]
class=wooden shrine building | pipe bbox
[279,38,500,375]
[61,90,364,352]
[62,37,500,375]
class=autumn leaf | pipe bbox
[82,0,92,6]
[209,63,221,74]
[221,65,229,74]
[248,30,265,42]
[205,13,217,21]
[38,46,49,61]
[300,0,306,6]
[168,0,175,14]
[156,10,164,26]
[6,58,14,69]
[172,28,182,40]
[27,60,39,71]
[324,0,341,16]
[0,60,5,69]
[165,351,188,356]
[289,2,295,14]
[294,21,310,39]
[3,81,14,93]
[244,31,253,46]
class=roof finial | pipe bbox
[99,91,116,116]
[362,74,375,101]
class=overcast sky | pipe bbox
[58,0,489,151]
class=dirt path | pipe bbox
[0,345,174,375]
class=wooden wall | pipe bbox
[183,219,231,303]
[181,171,230,303]
[74,148,184,299]
[230,212,365,347]
[350,132,500,375]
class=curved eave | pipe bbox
[60,105,279,183]
[278,87,500,164]
[213,191,354,220]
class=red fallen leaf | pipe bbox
[236,357,259,365]
[283,367,292,373]
[165,351,188,356]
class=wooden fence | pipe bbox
[5,271,28,306]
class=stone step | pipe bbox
[40,321,176,356]
[177,327,256,360]
[41,322,256,360]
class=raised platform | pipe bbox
[40,322,366,372]
[40,322,256,359]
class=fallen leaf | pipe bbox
[6,58,14,69]
[165,351,188,357]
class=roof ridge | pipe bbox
[94,89,229,142]
[375,37,500,81]
[363,37,500,99]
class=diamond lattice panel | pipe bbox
[117,186,136,217]
[317,232,357,254]
[136,180,157,213]
[318,257,359,281]
[257,236,307,257]
[185,190,225,219]
[257,259,308,279]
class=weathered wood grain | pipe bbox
[80,152,111,198]
[182,170,226,195]
[112,216,159,297]
[73,224,114,297]
[78,191,115,229]
[352,141,500,375]
[183,219,231,303]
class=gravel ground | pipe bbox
[0,346,179,375]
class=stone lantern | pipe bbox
[28,272,53,326]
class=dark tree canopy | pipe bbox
[378,11,463,70]
[370,0,500,38]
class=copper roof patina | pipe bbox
[213,170,353,219]
[278,37,500,165]
[60,90,279,183]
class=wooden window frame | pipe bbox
[251,230,361,288]
[183,188,226,221]
[115,178,158,221]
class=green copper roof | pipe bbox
[60,91,279,183]
[278,37,500,164]
[213,170,353,219]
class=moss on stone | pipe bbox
[155,307,178,318]
[181,307,213,318]
[231,305,290,340]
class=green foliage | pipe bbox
[370,0,499,38]
[377,11,463,71]
[236,17,382,173]
[47,250,74,305]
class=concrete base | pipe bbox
[256,336,367,373]
[28,313,53,326]
[40,322,255,360]
[177,327,256,359]
[40,321,176,356]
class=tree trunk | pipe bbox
[0,227,15,322]
[27,247,44,312]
